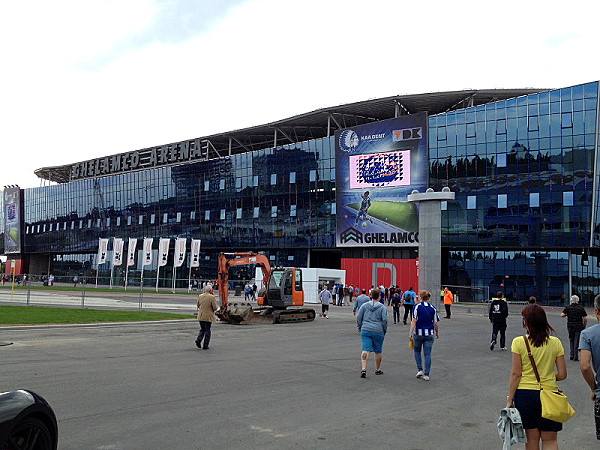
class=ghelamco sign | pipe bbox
[70,138,205,181]
[339,227,418,245]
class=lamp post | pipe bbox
[407,187,455,308]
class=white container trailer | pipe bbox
[254,267,346,304]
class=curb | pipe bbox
[0,319,197,331]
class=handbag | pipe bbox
[522,336,575,423]
[409,338,414,350]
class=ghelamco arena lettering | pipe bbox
[364,231,418,244]
[70,139,204,180]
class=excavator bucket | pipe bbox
[216,302,254,325]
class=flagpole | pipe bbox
[124,263,129,290]
[187,258,192,292]
[172,265,176,293]
[109,265,114,289]
[156,266,160,292]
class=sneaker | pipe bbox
[416,370,424,378]
[501,347,507,351]
[422,375,430,381]
[325,316,329,319]
[375,370,384,375]
[195,340,202,349]
[490,340,496,351]
[360,369,366,378]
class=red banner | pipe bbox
[341,258,418,292]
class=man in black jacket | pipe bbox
[489,291,509,351]
[561,294,587,361]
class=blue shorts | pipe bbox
[514,389,562,432]
[360,330,385,353]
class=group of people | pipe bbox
[193,282,600,445]
[355,287,440,382]
[487,290,600,446]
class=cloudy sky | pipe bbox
[1,0,599,189]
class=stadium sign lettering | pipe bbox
[70,139,204,181]
[364,231,418,244]
[361,133,386,141]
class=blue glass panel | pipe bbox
[583,82,598,98]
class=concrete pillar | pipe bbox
[407,188,455,309]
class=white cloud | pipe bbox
[1,0,599,189]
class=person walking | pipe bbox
[196,285,218,350]
[443,287,454,318]
[489,291,509,351]
[344,285,351,306]
[356,288,388,378]
[402,287,416,324]
[319,285,332,318]
[353,289,370,316]
[391,291,401,324]
[579,293,600,441]
[560,295,587,361]
[506,304,567,449]
[337,284,344,306]
[409,290,440,381]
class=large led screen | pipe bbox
[335,113,428,247]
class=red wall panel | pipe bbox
[341,258,418,291]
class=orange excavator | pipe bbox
[215,252,316,324]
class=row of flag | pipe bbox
[97,238,202,268]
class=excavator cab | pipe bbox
[262,268,303,308]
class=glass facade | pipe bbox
[9,81,600,304]
[22,137,337,278]
[430,81,600,304]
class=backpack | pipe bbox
[403,291,414,303]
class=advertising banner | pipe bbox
[97,238,109,264]
[3,187,22,254]
[335,113,428,247]
[174,238,186,267]
[112,238,124,266]
[142,238,153,266]
[127,238,138,266]
[158,238,170,267]
[190,239,201,267]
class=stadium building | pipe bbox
[2,80,600,305]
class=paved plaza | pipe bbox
[1,301,599,449]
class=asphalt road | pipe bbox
[1,303,599,449]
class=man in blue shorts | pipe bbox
[356,289,388,378]
[579,293,600,440]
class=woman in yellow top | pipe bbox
[506,304,567,449]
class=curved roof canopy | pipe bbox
[35,88,544,184]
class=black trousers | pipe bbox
[196,321,212,349]
[392,306,400,323]
[568,327,583,359]
[444,304,451,318]
[491,323,507,348]
[403,305,414,323]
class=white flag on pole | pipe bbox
[113,238,124,266]
[142,238,153,266]
[98,238,109,264]
[127,238,138,267]
[158,238,170,267]
[174,238,187,267]
[190,239,201,267]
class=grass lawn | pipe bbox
[0,285,196,295]
[0,305,194,326]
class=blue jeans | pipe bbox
[413,334,435,375]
